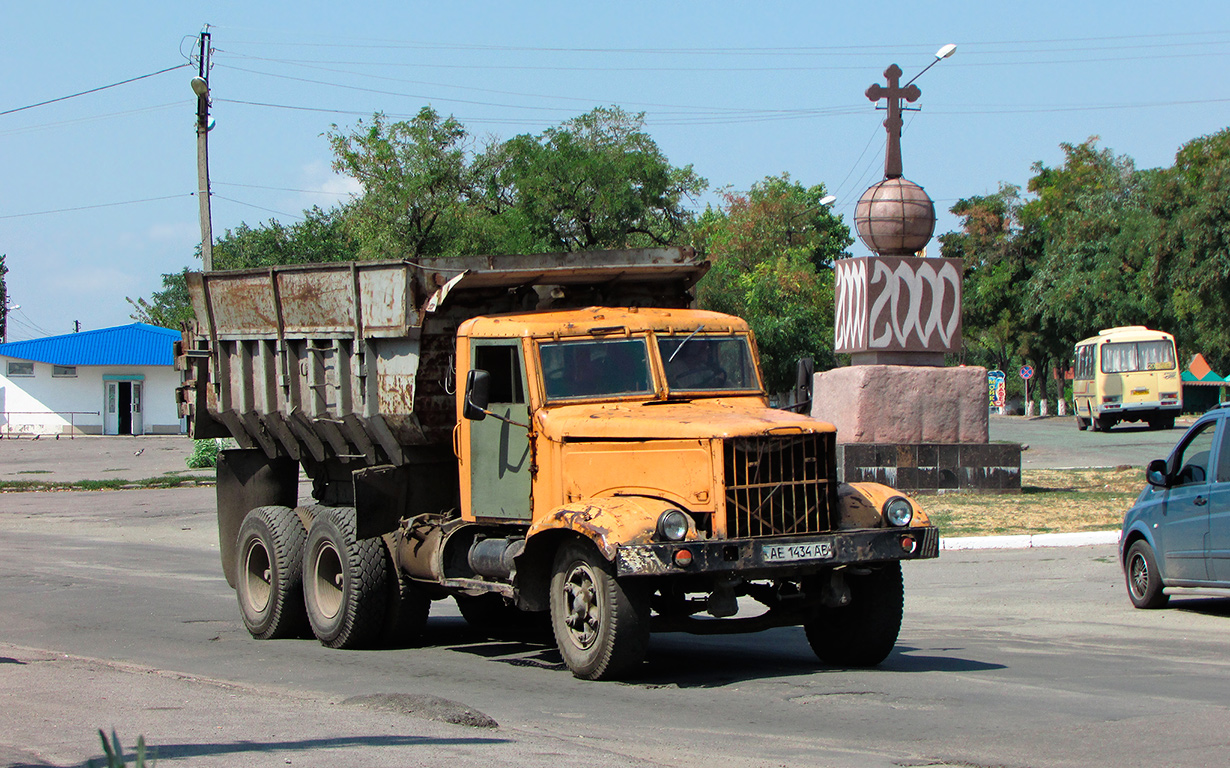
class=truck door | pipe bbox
[467,341,532,520]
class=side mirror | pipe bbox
[1145,458,1169,488]
[463,370,490,421]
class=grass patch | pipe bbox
[0,475,214,493]
[923,466,1142,537]
[15,470,52,474]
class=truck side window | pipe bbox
[474,345,524,404]
[1174,421,1216,486]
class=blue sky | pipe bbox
[1,1,1227,341]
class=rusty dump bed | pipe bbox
[178,247,705,467]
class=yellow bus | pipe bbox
[1072,326,1181,432]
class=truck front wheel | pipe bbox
[303,507,388,649]
[549,540,649,680]
[236,506,308,640]
[805,563,903,667]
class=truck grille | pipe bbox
[724,434,835,538]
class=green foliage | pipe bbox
[694,174,852,390]
[92,729,151,768]
[494,106,707,250]
[328,108,471,259]
[945,131,1230,397]
[186,438,219,469]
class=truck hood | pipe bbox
[535,398,835,441]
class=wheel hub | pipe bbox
[563,563,600,650]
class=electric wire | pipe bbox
[0,64,191,117]
[0,194,192,220]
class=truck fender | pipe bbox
[513,496,693,612]
[837,482,931,529]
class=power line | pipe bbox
[0,194,192,220]
[211,194,304,220]
[0,64,191,117]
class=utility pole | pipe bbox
[191,29,214,271]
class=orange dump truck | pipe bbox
[178,247,938,680]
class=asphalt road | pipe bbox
[3,486,1230,768]
[989,414,1188,469]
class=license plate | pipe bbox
[761,541,833,563]
[1132,388,1149,395]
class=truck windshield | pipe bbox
[658,334,759,392]
[540,338,654,400]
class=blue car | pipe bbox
[1121,405,1230,608]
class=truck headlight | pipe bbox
[884,497,913,527]
[657,509,690,541]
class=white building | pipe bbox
[0,323,183,436]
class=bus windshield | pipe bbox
[1101,340,1176,373]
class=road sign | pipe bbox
[1019,365,1034,380]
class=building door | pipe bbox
[104,380,143,435]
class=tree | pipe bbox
[492,107,707,251]
[694,174,852,390]
[1161,128,1230,372]
[328,108,471,260]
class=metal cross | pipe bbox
[865,64,920,180]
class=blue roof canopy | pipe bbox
[0,323,180,367]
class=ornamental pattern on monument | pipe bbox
[834,257,962,353]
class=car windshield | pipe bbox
[658,334,759,392]
[540,338,654,401]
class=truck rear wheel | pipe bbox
[236,505,308,640]
[303,507,388,649]
[805,562,903,667]
[549,540,649,680]
[381,550,430,648]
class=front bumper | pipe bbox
[616,526,940,578]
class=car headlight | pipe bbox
[884,497,913,527]
[656,509,691,541]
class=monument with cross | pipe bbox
[811,54,1021,494]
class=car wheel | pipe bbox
[549,539,649,680]
[1125,540,1169,609]
[235,506,308,640]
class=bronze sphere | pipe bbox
[854,178,936,256]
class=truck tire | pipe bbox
[381,549,431,648]
[805,562,903,667]
[549,539,649,680]
[235,505,308,640]
[303,507,388,649]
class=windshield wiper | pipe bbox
[667,325,704,363]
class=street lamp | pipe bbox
[905,43,957,87]
[819,195,837,206]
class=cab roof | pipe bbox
[458,306,751,339]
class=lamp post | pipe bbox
[191,30,214,272]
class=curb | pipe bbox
[941,530,1119,551]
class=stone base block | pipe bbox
[837,442,1021,494]
[812,365,989,444]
